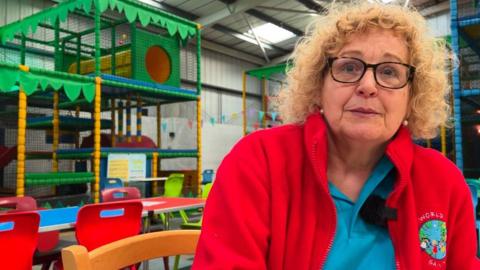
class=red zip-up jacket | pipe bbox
[193,113,479,270]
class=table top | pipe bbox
[38,206,79,232]
[37,197,205,232]
[125,177,168,182]
[141,197,205,213]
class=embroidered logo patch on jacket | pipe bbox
[419,219,447,260]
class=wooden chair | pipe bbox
[61,230,200,270]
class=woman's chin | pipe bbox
[340,127,388,144]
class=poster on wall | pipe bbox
[128,154,147,179]
[107,153,146,180]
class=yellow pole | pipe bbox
[126,94,131,143]
[152,152,158,196]
[197,97,202,197]
[441,125,446,155]
[136,94,142,142]
[52,91,59,172]
[426,139,431,148]
[242,72,247,136]
[111,98,116,147]
[93,77,102,203]
[156,103,161,148]
[153,103,161,196]
[118,101,123,142]
[262,78,267,128]
[16,64,29,197]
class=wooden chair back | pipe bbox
[62,230,200,270]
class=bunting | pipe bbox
[156,108,281,131]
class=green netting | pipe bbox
[102,80,197,100]
[246,63,290,80]
[56,151,199,160]
[27,116,112,131]
[135,29,180,86]
[0,63,95,102]
[0,0,197,45]
[25,172,94,186]
[26,152,53,159]
[0,0,92,44]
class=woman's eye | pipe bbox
[380,66,399,77]
[341,63,358,73]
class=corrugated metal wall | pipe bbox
[426,12,451,37]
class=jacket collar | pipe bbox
[304,112,414,191]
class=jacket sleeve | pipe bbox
[192,135,271,270]
[446,175,480,270]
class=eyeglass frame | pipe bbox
[326,57,416,89]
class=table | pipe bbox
[38,197,205,232]
[38,206,79,233]
[125,177,168,182]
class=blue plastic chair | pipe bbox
[201,169,214,184]
[100,178,123,191]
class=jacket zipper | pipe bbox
[390,215,402,270]
[386,151,405,270]
[311,141,337,270]
[314,142,404,270]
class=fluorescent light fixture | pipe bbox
[246,23,296,44]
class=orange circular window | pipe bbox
[145,46,171,83]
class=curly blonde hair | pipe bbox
[277,2,451,139]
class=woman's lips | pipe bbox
[348,108,380,116]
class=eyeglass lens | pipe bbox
[330,58,411,89]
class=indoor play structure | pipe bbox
[450,1,480,176]
[242,63,288,135]
[0,0,202,203]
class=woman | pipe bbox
[193,2,479,270]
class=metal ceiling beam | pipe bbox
[211,24,288,53]
[419,1,450,17]
[201,39,265,65]
[245,9,304,36]
[148,1,266,64]
[296,0,327,13]
[156,2,288,54]
[196,0,265,27]
[256,6,318,15]
[242,13,270,62]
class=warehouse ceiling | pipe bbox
[143,0,450,65]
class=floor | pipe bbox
[33,215,199,270]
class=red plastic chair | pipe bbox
[55,201,143,270]
[0,196,36,211]
[0,211,40,270]
[101,187,141,202]
[76,200,143,251]
[0,196,60,250]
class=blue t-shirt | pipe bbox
[323,156,396,270]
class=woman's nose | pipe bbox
[355,69,378,97]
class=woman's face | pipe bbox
[320,28,410,145]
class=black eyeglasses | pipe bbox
[327,57,415,89]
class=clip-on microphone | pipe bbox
[359,195,397,228]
